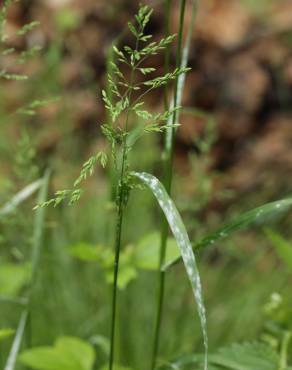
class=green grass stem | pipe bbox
[26,170,50,347]
[151,1,186,369]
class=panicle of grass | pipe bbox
[30,4,193,369]
[105,5,189,369]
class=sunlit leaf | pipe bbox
[132,171,208,370]
[0,263,30,296]
[68,243,102,262]
[0,328,14,342]
[133,232,180,270]
[19,336,95,370]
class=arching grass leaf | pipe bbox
[132,171,208,370]
[165,198,292,269]
[0,179,43,218]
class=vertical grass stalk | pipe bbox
[108,32,140,370]
[279,331,292,370]
[26,169,50,347]
[151,0,199,368]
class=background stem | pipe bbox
[151,1,186,369]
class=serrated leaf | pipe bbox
[19,336,95,370]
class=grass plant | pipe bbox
[1,2,292,370]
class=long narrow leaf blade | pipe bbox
[165,197,292,270]
[132,171,208,369]
[165,0,198,150]
[0,179,43,217]
[4,310,28,370]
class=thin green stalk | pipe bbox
[26,170,50,348]
[279,331,291,370]
[109,189,125,370]
[4,311,28,370]
[108,30,140,370]
[163,0,172,111]
[151,1,186,368]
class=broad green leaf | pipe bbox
[0,263,30,295]
[133,232,180,270]
[0,328,14,342]
[68,243,136,289]
[165,197,292,269]
[132,171,208,370]
[69,243,114,267]
[55,337,95,370]
[90,335,110,355]
[19,336,95,370]
[106,265,137,290]
[4,311,28,370]
[265,229,292,270]
[68,243,102,262]
[19,348,67,370]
